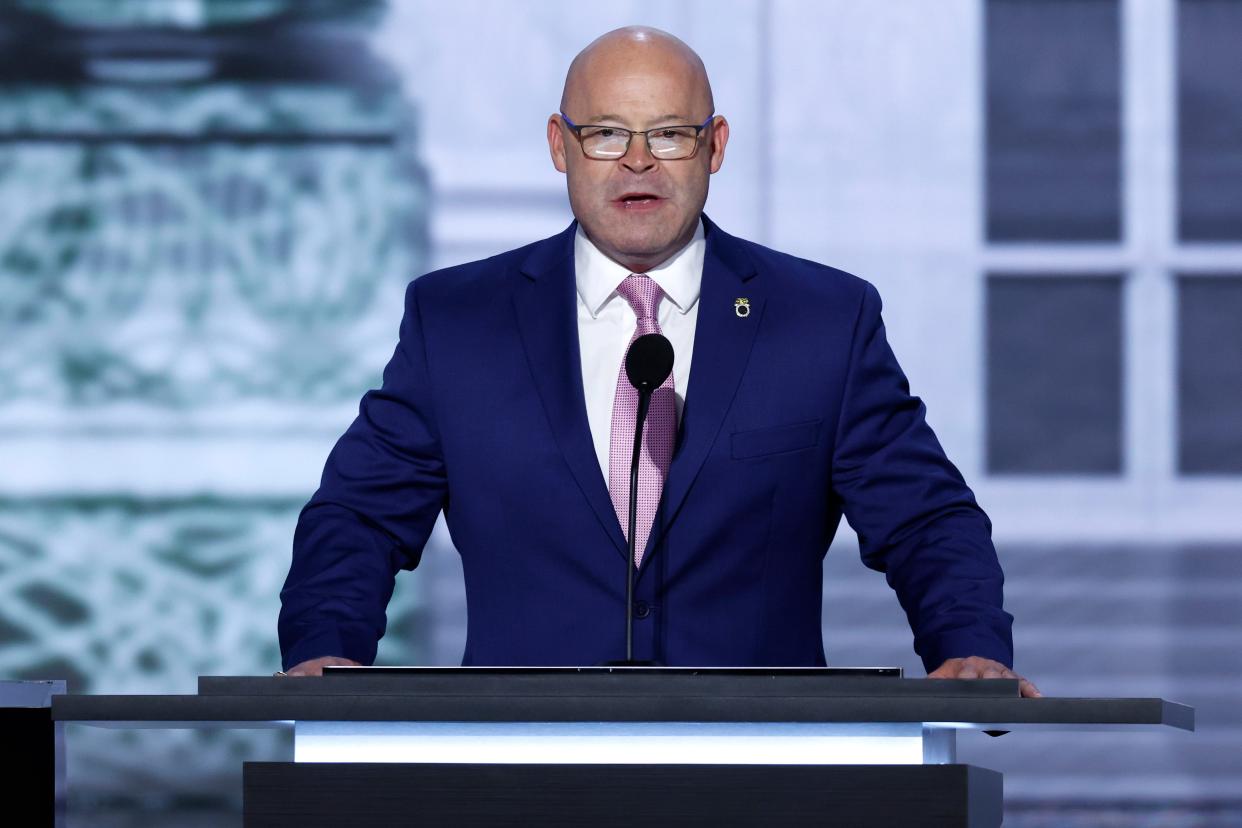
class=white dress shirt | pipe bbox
[575,218,705,479]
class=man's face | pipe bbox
[548,52,728,271]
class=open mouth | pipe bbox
[615,193,663,209]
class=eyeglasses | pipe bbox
[559,112,715,160]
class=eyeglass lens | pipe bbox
[579,126,700,160]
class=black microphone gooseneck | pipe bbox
[616,333,674,664]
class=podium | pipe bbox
[10,667,1194,827]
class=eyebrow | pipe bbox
[587,113,694,126]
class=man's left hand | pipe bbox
[928,656,1042,698]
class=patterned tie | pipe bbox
[608,274,677,568]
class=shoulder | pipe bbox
[405,243,530,306]
[405,225,573,309]
[711,222,879,312]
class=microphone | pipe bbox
[616,333,673,666]
[625,333,674,393]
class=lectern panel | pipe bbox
[243,762,1004,828]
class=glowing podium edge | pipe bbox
[293,721,958,765]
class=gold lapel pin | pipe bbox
[734,297,750,318]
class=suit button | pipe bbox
[634,601,651,619]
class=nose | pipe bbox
[621,132,657,174]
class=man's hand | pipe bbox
[928,656,1042,698]
[281,656,361,677]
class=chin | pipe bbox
[609,234,676,262]
[606,222,681,252]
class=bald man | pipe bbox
[279,27,1038,696]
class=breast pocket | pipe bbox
[730,419,822,460]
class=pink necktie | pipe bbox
[608,274,676,567]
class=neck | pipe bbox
[584,221,699,274]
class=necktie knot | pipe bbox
[616,274,664,322]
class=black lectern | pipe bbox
[7,667,1194,827]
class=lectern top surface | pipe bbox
[52,688,1194,733]
[321,666,903,677]
[196,670,1018,701]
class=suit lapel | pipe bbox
[648,216,764,560]
[513,222,629,558]
[511,216,764,570]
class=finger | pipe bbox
[929,667,962,679]
[981,666,1007,679]
[1019,678,1043,698]
[974,659,1005,677]
[928,658,964,679]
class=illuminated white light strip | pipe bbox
[294,722,926,765]
[922,722,980,730]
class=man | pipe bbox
[279,26,1039,697]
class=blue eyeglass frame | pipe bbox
[558,112,716,159]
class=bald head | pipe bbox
[560,26,714,119]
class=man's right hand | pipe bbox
[282,656,361,677]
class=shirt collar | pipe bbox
[574,217,705,319]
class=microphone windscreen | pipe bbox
[625,333,674,392]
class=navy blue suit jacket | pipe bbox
[279,215,1013,672]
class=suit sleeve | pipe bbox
[278,279,448,670]
[830,282,1014,673]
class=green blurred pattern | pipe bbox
[0,1,430,803]
[0,85,425,405]
[12,0,385,28]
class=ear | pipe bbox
[707,115,730,174]
[547,114,568,173]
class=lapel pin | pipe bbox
[734,297,750,318]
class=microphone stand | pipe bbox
[600,332,671,668]
[624,390,651,663]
